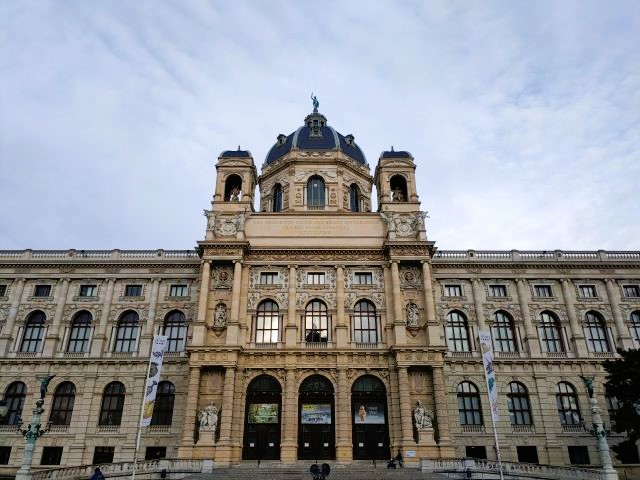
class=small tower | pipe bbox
[203,148,257,240]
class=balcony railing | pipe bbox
[561,424,583,433]
[461,424,485,433]
[433,249,640,263]
[511,424,534,433]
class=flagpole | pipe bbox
[478,330,504,480]
[132,355,153,480]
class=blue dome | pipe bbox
[264,113,368,167]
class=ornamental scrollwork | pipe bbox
[211,267,233,290]
[399,266,422,288]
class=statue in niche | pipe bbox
[392,188,405,202]
[406,303,419,327]
[413,400,434,429]
[214,304,227,327]
[198,402,219,433]
[229,186,241,201]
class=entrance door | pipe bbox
[298,375,335,460]
[351,375,390,460]
[243,376,282,460]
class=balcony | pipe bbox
[461,424,485,433]
[561,424,583,433]
[511,424,534,434]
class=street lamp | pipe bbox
[14,375,55,480]
[579,376,618,480]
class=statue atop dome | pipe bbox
[311,92,319,113]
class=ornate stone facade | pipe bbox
[0,108,639,475]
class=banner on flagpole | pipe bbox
[479,330,499,422]
[140,335,168,427]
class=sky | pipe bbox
[1,1,639,251]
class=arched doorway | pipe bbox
[298,375,335,460]
[243,375,282,460]
[351,375,390,460]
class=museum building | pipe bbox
[1,105,639,473]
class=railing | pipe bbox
[433,249,640,263]
[253,342,279,349]
[422,457,602,480]
[561,424,583,433]
[145,425,171,434]
[447,351,474,358]
[306,205,325,211]
[48,425,69,434]
[353,342,380,349]
[304,341,329,349]
[592,351,615,358]
[511,424,534,433]
[0,425,18,434]
[461,424,485,433]
[96,425,120,434]
[32,459,204,480]
[0,249,199,260]
[543,351,568,358]
[496,351,520,358]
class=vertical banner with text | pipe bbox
[140,335,168,427]
[478,330,499,422]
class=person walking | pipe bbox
[395,449,404,468]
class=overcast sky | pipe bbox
[1,1,639,251]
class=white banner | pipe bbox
[140,335,168,427]
[479,330,499,421]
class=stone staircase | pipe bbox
[184,462,448,480]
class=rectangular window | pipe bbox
[145,447,167,460]
[0,285,6,297]
[260,272,278,285]
[169,285,188,297]
[489,285,507,297]
[41,446,63,465]
[124,285,142,297]
[0,446,10,465]
[517,446,539,464]
[79,285,97,297]
[465,446,487,459]
[534,285,552,297]
[93,447,115,464]
[307,272,326,285]
[623,285,640,298]
[568,446,590,465]
[579,285,597,298]
[353,272,373,285]
[34,285,51,297]
[444,285,462,297]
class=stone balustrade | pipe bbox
[31,459,204,480]
[433,249,640,263]
[0,249,199,260]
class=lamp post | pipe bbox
[14,375,55,480]
[579,376,618,480]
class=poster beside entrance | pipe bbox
[301,404,332,424]
[353,403,385,424]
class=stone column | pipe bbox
[471,278,487,331]
[432,366,453,451]
[515,279,540,355]
[391,261,406,345]
[0,278,25,355]
[226,261,243,344]
[397,367,414,444]
[140,278,160,355]
[336,367,352,461]
[421,261,443,346]
[43,278,70,356]
[604,279,634,349]
[285,265,297,346]
[335,265,348,347]
[178,366,201,456]
[91,279,115,356]
[560,279,588,356]
[193,261,211,346]
[281,368,297,462]
[216,367,236,463]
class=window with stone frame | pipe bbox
[114,311,139,353]
[492,311,518,352]
[457,381,483,425]
[20,311,46,353]
[623,285,640,298]
[579,285,597,298]
[67,310,92,353]
[489,285,507,297]
[446,311,471,352]
[79,284,97,297]
[568,446,590,465]
[169,284,188,297]
[163,310,187,352]
[353,272,373,285]
[259,272,279,285]
[352,300,378,344]
[124,284,142,297]
[255,300,279,344]
[0,446,10,465]
[33,284,51,297]
[630,311,640,346]
[1,381,26,425]
[443,284,463,297]
[151,381,175,426]
[556,382,581,425]
[304,299,329,343]
[49,382,76,426]
[92,447,114,464]
[533,285,553,298]
[584,311,611,353]
[307,272,326,285]
[539,311,565,353]
[99,382,125,426]
[507,382,532,425]
[0,284,7,297]
[40,447,63,465]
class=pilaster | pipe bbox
[560,279,588,356]
[604,279,633,349]
[0,278,25,355]
[515,278,540,355]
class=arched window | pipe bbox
[492,311,518,352]
[353,300,378,343]
[99,382,126,426]
[349,184,360,212]
[49,382,76,425]
[307,176,325,208]
[20,311,46,353]
[114,311,139,353]
[630,311,640,345]
[2,381,26,425]
[539,311,564,353]
[272,184,283,212]
[224,174,242,201]
[446,311,471,352]
[585,311,611,353]
[390,175,408,202]
[256,300,279,344]
[163,310,186,352]
[151,381,175,426]
[507,382,532,425]
[305,300,329,343]
[67,311,92,353]
[556,382,581,425]
[457,381,482,425]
